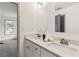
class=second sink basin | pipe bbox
[49,42,77,54]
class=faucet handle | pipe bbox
[60,39,69,45]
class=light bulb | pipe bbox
[33,2,46,8]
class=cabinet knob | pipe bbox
[35,48,37,51]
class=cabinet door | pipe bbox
[30,42,41,55]
[24,39,31,57]
[30,51,40,57]
[25,39,40,57]
[41,48,56,57]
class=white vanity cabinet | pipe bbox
[24,39,40,57]
[24,38,58,57]
[41,48,57,57]
[24,39,31,57]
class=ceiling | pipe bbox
[13,2,79,10]
[55,2,79,10]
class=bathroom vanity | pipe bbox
[24,38,59,57]
[24,39,57,57]
[24,34,79,57]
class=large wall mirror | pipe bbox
[0,2,18,57]
[55,2,79,33]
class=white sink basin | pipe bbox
[26,34,53,46]
[49,43,77,54]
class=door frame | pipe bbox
[10,2,20,57]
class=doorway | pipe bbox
[0,2,18,57]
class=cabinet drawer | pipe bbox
[41,48,56,57]
[30,42,41,55]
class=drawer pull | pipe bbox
[35,48,37,51]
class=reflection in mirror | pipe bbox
[0,2,17,57]
[55,2,79,33]
[55,15,65,32]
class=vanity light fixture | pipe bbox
[34,2,46,8]
[37,2,43,7]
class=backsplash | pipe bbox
[46,32,79,41]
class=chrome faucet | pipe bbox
[60,39,69,45]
